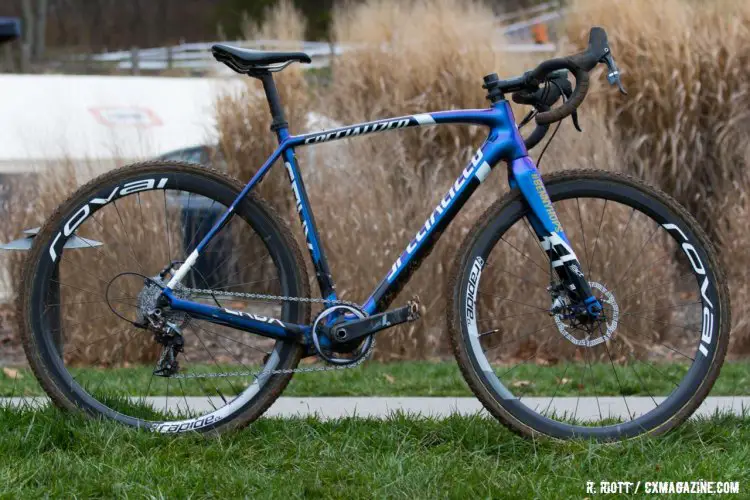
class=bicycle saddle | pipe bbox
[212,44,311,74]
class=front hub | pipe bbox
[552,281,619,347]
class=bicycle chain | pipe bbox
[170,288,375,380]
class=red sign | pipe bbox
[89,107,163,127]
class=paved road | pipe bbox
[3,396,749,420]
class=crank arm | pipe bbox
[330,301,420,344]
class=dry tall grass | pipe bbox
[213,0,750,359]
[0,163,82,355]
[567,0,750,231]
[4,0,750,362]
[0,162,166,364]
[304,0,660,359]
[567,0,750,353]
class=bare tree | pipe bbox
[19,0,32,70]
[33,0,47,59]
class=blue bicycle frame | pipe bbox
[161,100,599,343]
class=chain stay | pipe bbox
[170,288,374,379]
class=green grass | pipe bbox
[0,404,747,498]
[2,361,749,397]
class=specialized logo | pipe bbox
[303,118,410,145]
[224,308,285,327]
[531,172,562,232]
[386,150,480,281]
[472,148,492,183]
[49,177,168,262]
[663,223,714,357]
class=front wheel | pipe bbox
[449,169,730,441]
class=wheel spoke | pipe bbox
[479,262,549,289]
[477,291,549,312]
[616,320,695,361]
[500,235,549,276]
[599,323,632,419]
[193,323,272,356]
[163,190,172,265]
[574,198,592,275]
[616,271,694,301]
[610,225,661,292]
[587,200,608,279]
[113,199,146,275]
[543,360,572,416]
[463,181,719,436]
[582,342,604,421]
[483,323,558,353]
[184,199,217,252]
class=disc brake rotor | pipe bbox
[553,281,619,347]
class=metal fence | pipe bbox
[54,2,563,75]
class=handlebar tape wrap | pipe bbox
[532,26,608,126]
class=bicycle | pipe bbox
[18,27,729,440]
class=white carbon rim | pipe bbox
[150,343,283,433]
[465,256,516,400]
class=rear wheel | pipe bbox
[449,170,729,441]
[19,161,310,434]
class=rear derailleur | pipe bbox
[151,320,184,377]
[131,272,191,377]
[140,305,184,378]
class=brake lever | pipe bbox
[571,110,582,132]
[558,79,583,132]
[602,50,627,95]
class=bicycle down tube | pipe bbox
[162,100,600,342]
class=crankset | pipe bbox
[310,304,373,365]
[326,299,420,345]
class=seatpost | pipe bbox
[258,72,288,135]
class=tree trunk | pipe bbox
[2,44,15,73]
[33,0,48,60]
[20,0,34,71]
